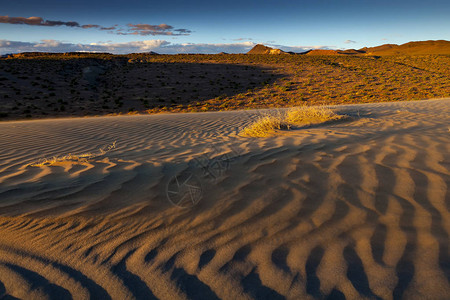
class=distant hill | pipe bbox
[8,52,114,59]
[303,49,364,55]
[359,40,450,55]
[305,49,341,56]
[301,40,450,56]
[247,44,288,54]
[339,49,366,55]
[3,40,450,58]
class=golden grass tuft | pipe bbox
[241,106,344,137]
[29,153,95,167]
[240,111,290,137]
[28,141,117,167]
[285,106,344,126]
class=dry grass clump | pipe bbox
[241,106,344,137]
[29,153,95,167]
[285,106,344,126]
[28,141,117,167]
[240,113,290,137]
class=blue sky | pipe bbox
[1,0,449,54]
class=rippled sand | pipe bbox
[0,99,449,299]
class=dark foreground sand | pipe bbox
[0,99,449,299]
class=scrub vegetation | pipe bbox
[1,52,449,120]
[240,106,344,137]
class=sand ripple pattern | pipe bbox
[0,99,449,299]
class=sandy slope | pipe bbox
[0,99,449,299]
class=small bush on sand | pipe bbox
[240,112,290,137]
[28,141,117,167]
[241,106,344,137]
[285,106,344,126]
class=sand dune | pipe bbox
[0,99,449,299]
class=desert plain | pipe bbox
[0,44,449,299]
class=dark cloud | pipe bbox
[100,26,117,31]
[174,29,192,34]
[82,24,117,30]
[45,20,79,27]
[81,24,100,29]
[0,16,80,27]
[232,38,253,41]
[0,15,189,36]
[128,23,173,31]
[0,40,36,48]
[124,23,191,36]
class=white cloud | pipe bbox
[34,39,63,48]
[344,40,357,44]
[0,39,331,55]
[89,40,170,51]
[164,41,256,53]
[267,43,334,53]
[0,39,258,54]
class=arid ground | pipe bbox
[1,53,450,120]
[0,98,448,299]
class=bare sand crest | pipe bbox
[0,99,449,299]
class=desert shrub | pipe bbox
[285,106,344,126]
[240,111,290,137]
[241,106,344,137]
[28,141,116,167]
